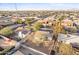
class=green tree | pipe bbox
[58,15,66,21]
[33,22,43,31]
[25,18,32,25]
[25,26,31,30]
[0,27,13,36]
[16,19,23,24]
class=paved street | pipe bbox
[8,24,23,29]
[12,51,24,55]
[19,44,47,55]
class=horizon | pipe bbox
[0,3,79,10]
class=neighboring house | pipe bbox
[37,17,54,27]
[11,14,20,22]
[61,18,73,27]
[73,19,79,26]
[11,18,17,23]
[0,35,16,47]
[0,17,14,26]
[58,33,79,47]
[61,18,75,32]
[0,35,16,54]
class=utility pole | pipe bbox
[14,3,18,17]
[15,3,17,11]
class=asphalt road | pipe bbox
[19,44,47,55]
[8,24,23,29]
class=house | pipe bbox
[0,35,16,54]
[0,35,16,47]
[37,16,55,27]
[0,17,14,26]
[73,19,79,26]
[30,31,53,46]
[61,18,75,32]
[34,31,52,41]
[61,18,73,27]
[58,34,79,47]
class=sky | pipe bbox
[0,3,79,10]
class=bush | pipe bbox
[25,18,32,25]
[0,46,14,55]
[0,27,13,36]
[16,19,23,24]
[59,43,74,55]
[25,26,31,30]
[33,22,43,31]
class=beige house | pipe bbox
[37,16,55,27]
[33,31,52,43]
[61,18,73,27]
[73,19,79,26]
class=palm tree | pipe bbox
[49,18,63,54]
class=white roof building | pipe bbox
[58,34,79,44]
